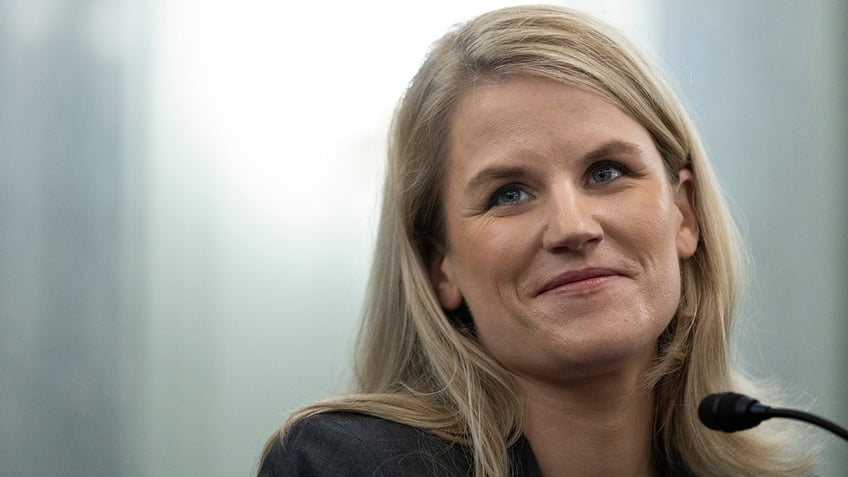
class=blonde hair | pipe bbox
[268,5,814,476]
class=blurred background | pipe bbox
[1,0,845,475]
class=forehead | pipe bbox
[445,77,656,172]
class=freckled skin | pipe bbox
[430,78,699,384]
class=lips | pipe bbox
[536,268,626,296]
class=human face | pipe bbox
[429,78,699,383]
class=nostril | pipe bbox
[542,221,603,252]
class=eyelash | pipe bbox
[485,161,630,209]
[588,161,630,184]
[487,184,529,208]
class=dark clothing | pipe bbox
[258,412,541,476]
[258,411,702,476]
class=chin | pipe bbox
[504,335,661,383]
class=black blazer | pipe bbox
[258,412,542,476]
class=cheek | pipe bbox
[446,219,539,332]
[643,226,685,328]
[449,216,534,291]
[624,190,681,256]
[617,194,685,318]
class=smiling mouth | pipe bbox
[537,268,625,296]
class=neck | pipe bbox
[518,367,657,477]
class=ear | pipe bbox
[428,245,463,311]
[674,169,700,259]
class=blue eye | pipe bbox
[589,163,624,184]
[491,185,528,206]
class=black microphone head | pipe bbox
[698,393,725,430]
[699,392,768,432]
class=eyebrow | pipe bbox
[582,140,644,163]
[463,140,645,198]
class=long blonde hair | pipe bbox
[269,6,814,476]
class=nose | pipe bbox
[541,184,603,252]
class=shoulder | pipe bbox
[258,412,474,477]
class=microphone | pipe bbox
[698,392,848,442]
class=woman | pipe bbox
[260,5,814,476]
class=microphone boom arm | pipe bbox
[767,407,848,442]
